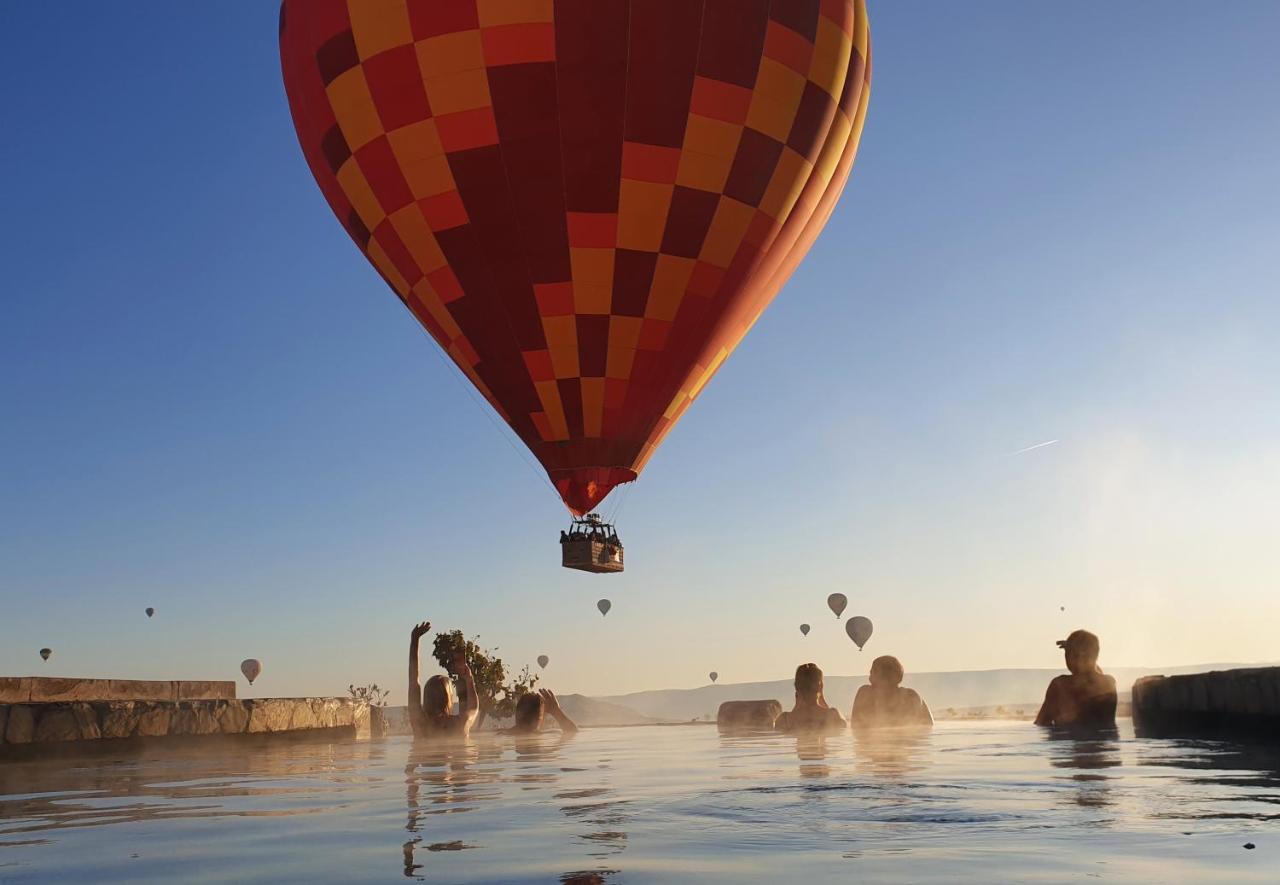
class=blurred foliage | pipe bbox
[348,683,390,707]
[431,630,539,726]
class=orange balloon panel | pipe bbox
[280,0,871,514]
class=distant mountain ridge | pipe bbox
[593,663,1272,722]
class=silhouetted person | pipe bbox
[407,621,479,739]
[850,655,933,728]
[775,663,846,732]
[501,689,579,735]
[1035,629,1117,728]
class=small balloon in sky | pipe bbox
[145,607,155,618]
[827,593,848,619]
[240,659,262,685]
[1060,606,1065,612]
[800,623,811,636]
[846,616,873,650]
[597,599,611,617]
[39,648,52,661]
[709,672,718,683]
[537,655,549,669]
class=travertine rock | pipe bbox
[33,704,101,742]
[717,700,782,731]
[5,705,34,743]
[177,681,237,701]
[100,702,141,739]
[135,705,172,737]
[217,701,250,734]
[171,703,221,736]
[0,678,31,704]
[0,705,8,742]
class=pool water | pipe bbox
[0,722,1276,882]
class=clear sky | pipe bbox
[3,3,1278,701]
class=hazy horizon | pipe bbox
[4,3,1279,701]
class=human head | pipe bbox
[423,674,457,717]
[1057,629,1100,674]
[514,691,545,731]
[794,663,824,701]
[869,655,904,687]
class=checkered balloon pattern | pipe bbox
[280,0,871,514]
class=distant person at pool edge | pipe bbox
[501,689,580,735]
[774,663,846,732]
[1035,629,1117,728]
[407,621,480,739]
[850,655,933,727]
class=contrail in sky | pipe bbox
[1009,439,1060,456]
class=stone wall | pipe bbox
[1132,667,1280,737]
[1,698,371,753]
[0,677,235,704]
[717,699,782,731]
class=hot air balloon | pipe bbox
[241,659,263,685]
[537,655,550,669]
[709,672,718,683]
[279,1,873,560]
[39,648,52,661]
[827,593,848,619]
[800,623,810,636]
[597,599,612,617]
[145,607,155,618]
[845,616,873,650]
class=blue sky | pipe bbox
[3,2,1278,700]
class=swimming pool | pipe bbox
[1,722,1275,882]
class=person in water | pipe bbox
[774,663,846,732]
[849,655,933,727]
[501,688,579,735]
[407,621,480,739]
[1035,629,1117,728]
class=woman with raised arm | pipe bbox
[407,621,480,739]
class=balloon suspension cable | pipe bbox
[412,322,563,505]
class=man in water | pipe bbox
[1035,629,1117,728]
[849,655,933,728]
[774,663,846,732]
[502,689,579,735]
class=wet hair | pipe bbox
[1060,629,1100,658]
[869,655,904,687]
[794,663,824,698]
[423,674,457,717]
[514,691,544,727]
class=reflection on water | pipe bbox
[2,722,1278,883]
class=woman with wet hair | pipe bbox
[774,663,846,732]
[407,621,480,739]
[850,655,933,728]
[502,689,579,735]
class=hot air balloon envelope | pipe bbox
[279,1,872,515]
[241,659,263,685]
[596,599,612,617]
[709,672,718,683]
[145,607,155,618]
[800,623,810,636]
[827,593,848,619]
[39,648,52,661]
[846,616,873,650]
[537,655,550,669]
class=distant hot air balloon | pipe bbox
[240,659,262,685]
[827,594,848,619]
[39,648,52,661]
[709,672,718,684]
[597,599,612,617]
[279,1,873,520]
[845,616,873,650]
[800,623,811,637]
[537,655,550,669]
[145,607,155,618]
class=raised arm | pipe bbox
[408,622,430,734]
[453,649,480,730]
[540,689,579,734]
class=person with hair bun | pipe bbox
[850,655,933,728]
[774,663,846,732]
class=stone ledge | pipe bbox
[1,698,371,753]
[0,677,236,704]
[1132,667,1280,737]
